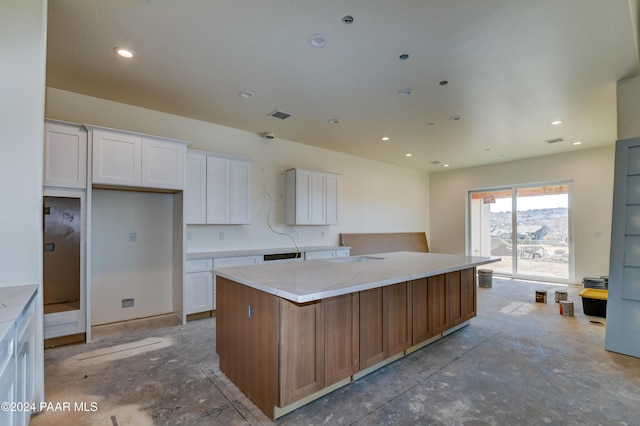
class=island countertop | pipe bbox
[213,251,499,303]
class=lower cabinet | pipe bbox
[279,293,359,407]
[412,268,476,346]
[0,287,37,426]
[217,270,477,420]
[359,283,412,370]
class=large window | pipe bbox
[469,182,572,282]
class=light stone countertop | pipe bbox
[213,251,500,303]
[187,245,349,260]
[0,285,38,343]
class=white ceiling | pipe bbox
[46,0,639,172]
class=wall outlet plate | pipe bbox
[122,298,134,308]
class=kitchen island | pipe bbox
[213,251,499,420]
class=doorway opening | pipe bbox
[469,182,572,283]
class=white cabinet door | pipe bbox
[305,250,336,260]
[92,130,142,186]
[141,138,185,190]
[309,171,326,225]
[286,168,339,225]
[15,298,35,426]
[206,155,230,224]
[0,352,15,426]
[185,271,214,314]
[326,173,339,225]
[229,159,251,224]
[44,121,87,188]
[186,152,207,224]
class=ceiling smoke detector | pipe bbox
[263,132,275,140]
[342,15,354,24]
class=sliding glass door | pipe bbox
[469,182,572,282]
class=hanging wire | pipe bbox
[264,188,299,257]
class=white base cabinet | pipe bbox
[0,286,38,426]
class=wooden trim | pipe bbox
[340,232,429,256]
[44,333,85,348]
[186,310,214,321]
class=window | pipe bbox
[468,182,572,282]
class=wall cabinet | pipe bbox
[185,150,252,224]
[44,120,87,188]
[90,127,188,190]
[285,168,339,225]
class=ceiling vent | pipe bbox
[268,110,292,120]
[545,137,564,144]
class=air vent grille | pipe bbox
[268,110,292,120]
[545,137,564,144]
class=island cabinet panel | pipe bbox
[412,277,432,344]
[449,268,477,327]
[324,293,359,386]
[216,277,279,417]
[359,282,411,370]
[279,299,325,406]
[429,274,450,336]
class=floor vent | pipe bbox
[268,110,292,120]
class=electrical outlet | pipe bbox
[321,231,326,238]
[219,231,224,240]
[122,298,134,308]
[296,231,301,239]
[129,232,137,243]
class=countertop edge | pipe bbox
[214,256,499,303]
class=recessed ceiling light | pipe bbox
[115,48,135,58]
[238,90,254,99]
[405,153,413,157]
[449,115,461,121]
[308,34,328,48]
[398,89,414,96]
[328,118,339,124]
[550,120,563,126]
[399,53,410,61]
[443,164,450,167]
[573,141,582,145]
[381,136,390,141]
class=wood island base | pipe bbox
[216,266,478,420]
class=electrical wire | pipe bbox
[264,189,299,257]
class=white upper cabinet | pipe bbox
[44,121,87,189]
[185,152,207,224]
[141,137,186,190]
[89,127,188,190]
[185,150,252,224]
[285,168,339,225]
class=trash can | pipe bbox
[478,269,493,288]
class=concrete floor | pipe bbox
[31,278,640,425]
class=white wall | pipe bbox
[429,146,615,283]
[1,0,47,408]
[618,75,640,140]
[91,190,174,325]
[0,0,46,287]
[45,88,431,253]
